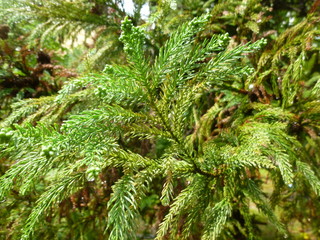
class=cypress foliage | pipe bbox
[1,1,320,239]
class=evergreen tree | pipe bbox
[1,0,320,239]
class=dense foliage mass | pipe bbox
[1,0,320,239]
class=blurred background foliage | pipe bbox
[0,0,320,239]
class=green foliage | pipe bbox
[1,1,320,239]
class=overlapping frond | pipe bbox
[1,10,320,240]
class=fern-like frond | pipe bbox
[107,164,161,240]
[296,161,320,195]
[21,173,85,240]
[202,199,232,240]
[106,175,140,240]
[244,179,286,234]
[156,175,208,239]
